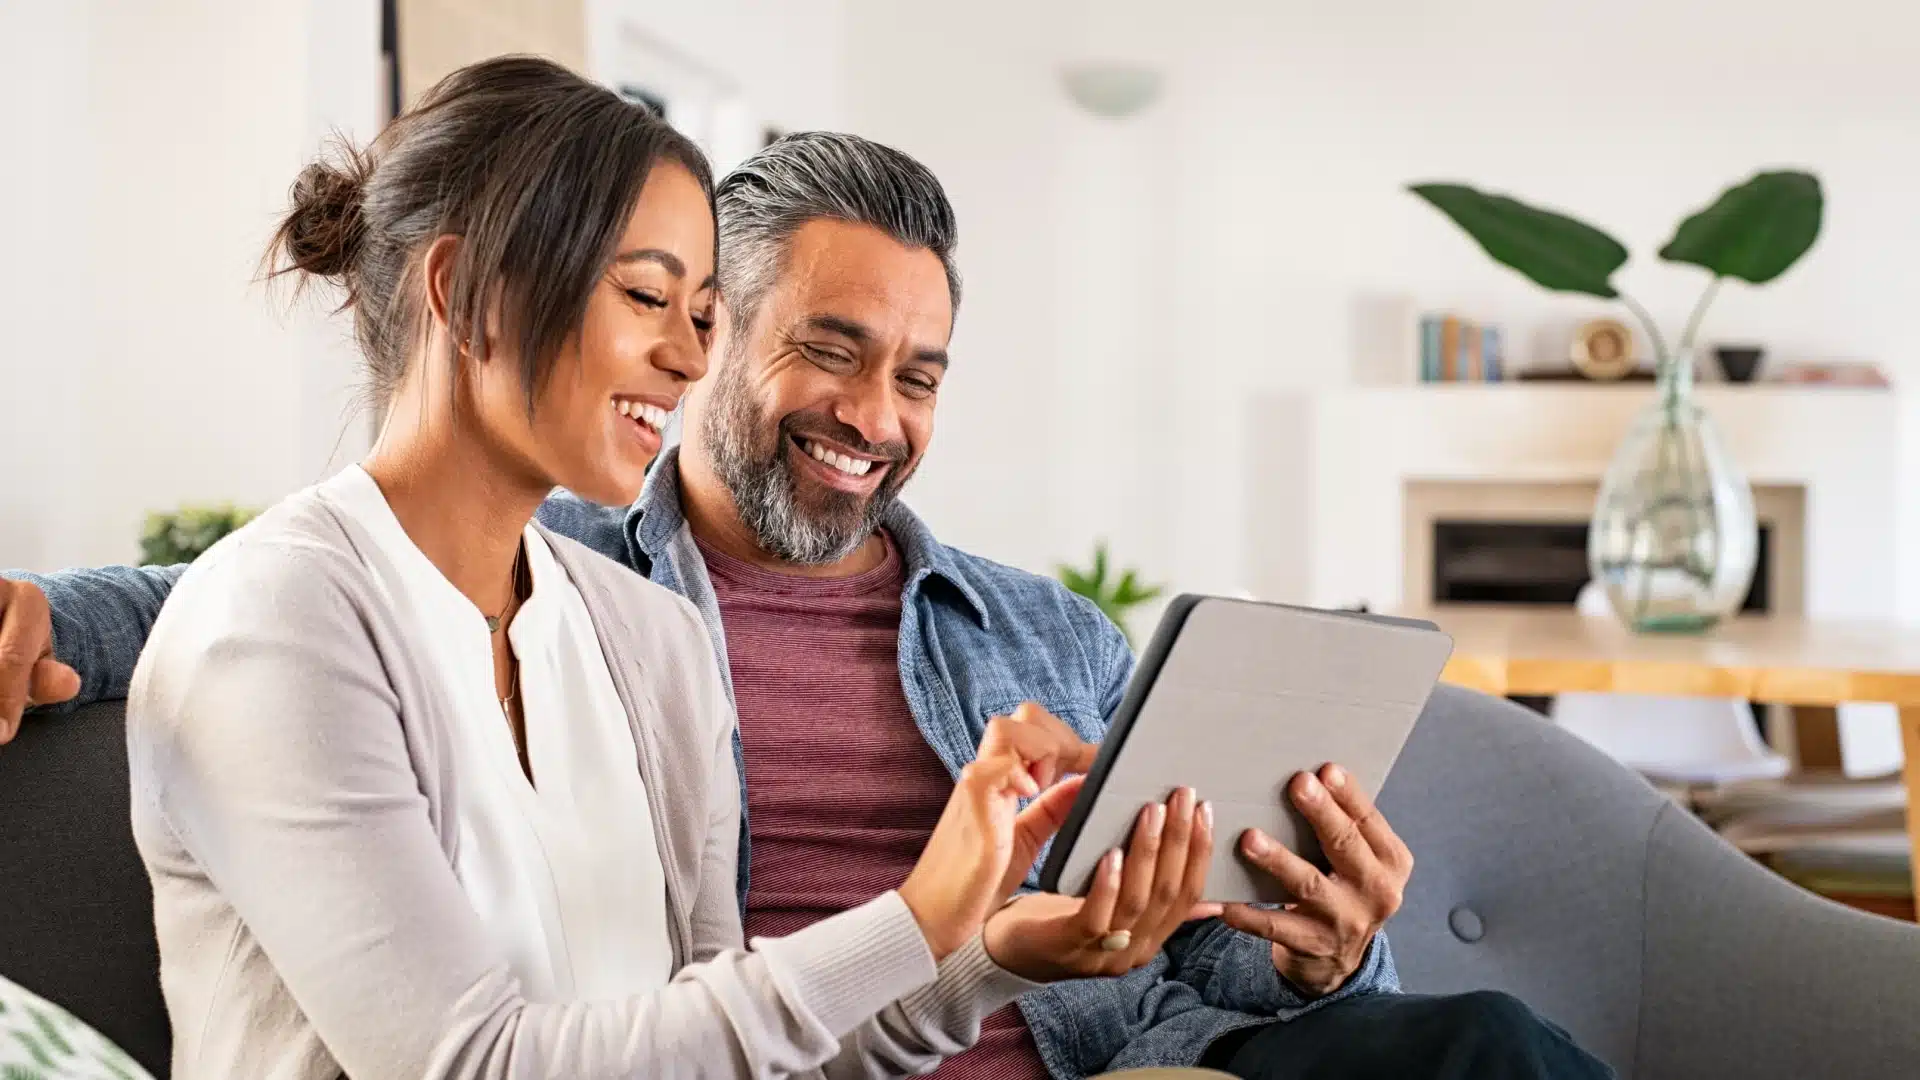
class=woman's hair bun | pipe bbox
[273,142,371,281]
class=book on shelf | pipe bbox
[1418,314,1504,383]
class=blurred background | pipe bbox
[3,0,1918,625]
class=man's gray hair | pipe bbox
[715,131,960,327]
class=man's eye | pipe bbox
[625,289,667,309]
[899,374,938,399]
[800,343,851,365]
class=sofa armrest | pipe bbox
[1640,802,1920,1079]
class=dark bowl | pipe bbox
[1714,345,1765,383]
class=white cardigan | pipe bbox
[126,478,1031,1080]
[324,466,674,1003]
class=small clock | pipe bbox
[1570,318,1637,381]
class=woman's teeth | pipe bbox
[615,399,670,431]
[801,437,874,477]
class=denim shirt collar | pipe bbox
[628,446,991,628]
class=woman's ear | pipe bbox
[420,233,462,347]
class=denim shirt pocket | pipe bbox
[978,695,1107,745]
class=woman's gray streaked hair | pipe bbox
[714,131,960,328]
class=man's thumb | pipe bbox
[29,658,81,705]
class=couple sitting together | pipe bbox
[0,56,1610,1080]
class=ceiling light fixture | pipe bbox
[1060,62,1163,119]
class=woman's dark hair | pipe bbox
[268,55,714,406]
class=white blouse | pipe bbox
[325,466,673,1002]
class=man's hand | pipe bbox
[1222,763,1411,998]
[0,579,79,743]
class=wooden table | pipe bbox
[1394,604,1920,896]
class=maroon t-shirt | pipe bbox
[699,531,1047,1080]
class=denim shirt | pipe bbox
[18,448,1396,1079]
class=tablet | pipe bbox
[1037,595,1454,904]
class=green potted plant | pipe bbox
[1409,170,1823,631]
[140,504,259,566]
[1058,541,1163,646]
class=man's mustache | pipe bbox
[778,413,910,465]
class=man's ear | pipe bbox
[709,295,738,356]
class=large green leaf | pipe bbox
[1409,182,1629,298]
[1659,170,1822,284]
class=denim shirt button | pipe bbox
[1448,905,1484,943]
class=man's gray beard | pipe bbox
[701,359,902,566]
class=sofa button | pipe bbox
[1448,906,1484,943]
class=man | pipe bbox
[0,133,1607,1080]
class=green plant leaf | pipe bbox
[139,503,258,566]
[1408,182,1628,298]
[1055,541,1165,648]
[1659,170,1822,285]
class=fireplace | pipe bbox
[1430,519,1773,612]
[1409,480,1800,722]
[1402,480,1805,618]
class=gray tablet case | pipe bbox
[1037,595,1454,904]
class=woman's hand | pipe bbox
[897,703,1098,961]
[982,786,1220,982]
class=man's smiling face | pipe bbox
[695,217,954,565]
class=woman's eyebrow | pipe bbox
[615,248,684,275]
[615,248,714,290]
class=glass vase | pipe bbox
[1587,350,1758,632]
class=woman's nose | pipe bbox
[653,316,709,384]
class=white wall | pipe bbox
[0,3,94,572]
[0,0,380,571]
[586,0,848,175]
[843,0,1920,607]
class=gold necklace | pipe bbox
[500,661,519,720]
[484,545,526,633]
[487,545,527,719]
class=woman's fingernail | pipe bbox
[1201,801,1215,830]
[1325,765,1347,789]
[1147,802,1167,836]
[1108,849,1125,880]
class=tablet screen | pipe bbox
[1038,595,1453,904]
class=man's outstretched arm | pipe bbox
[0,490,638,741]
[0,565,183,734]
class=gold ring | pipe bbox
[1098,930,1132,952]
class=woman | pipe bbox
[126,56,1214,1079]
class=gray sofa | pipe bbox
[5,688,1920,1077]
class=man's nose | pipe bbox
[830,380,903,449]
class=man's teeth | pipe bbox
[614,399,671,430]
[802,438,874,477]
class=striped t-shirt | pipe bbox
[700,531,1047,1080]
